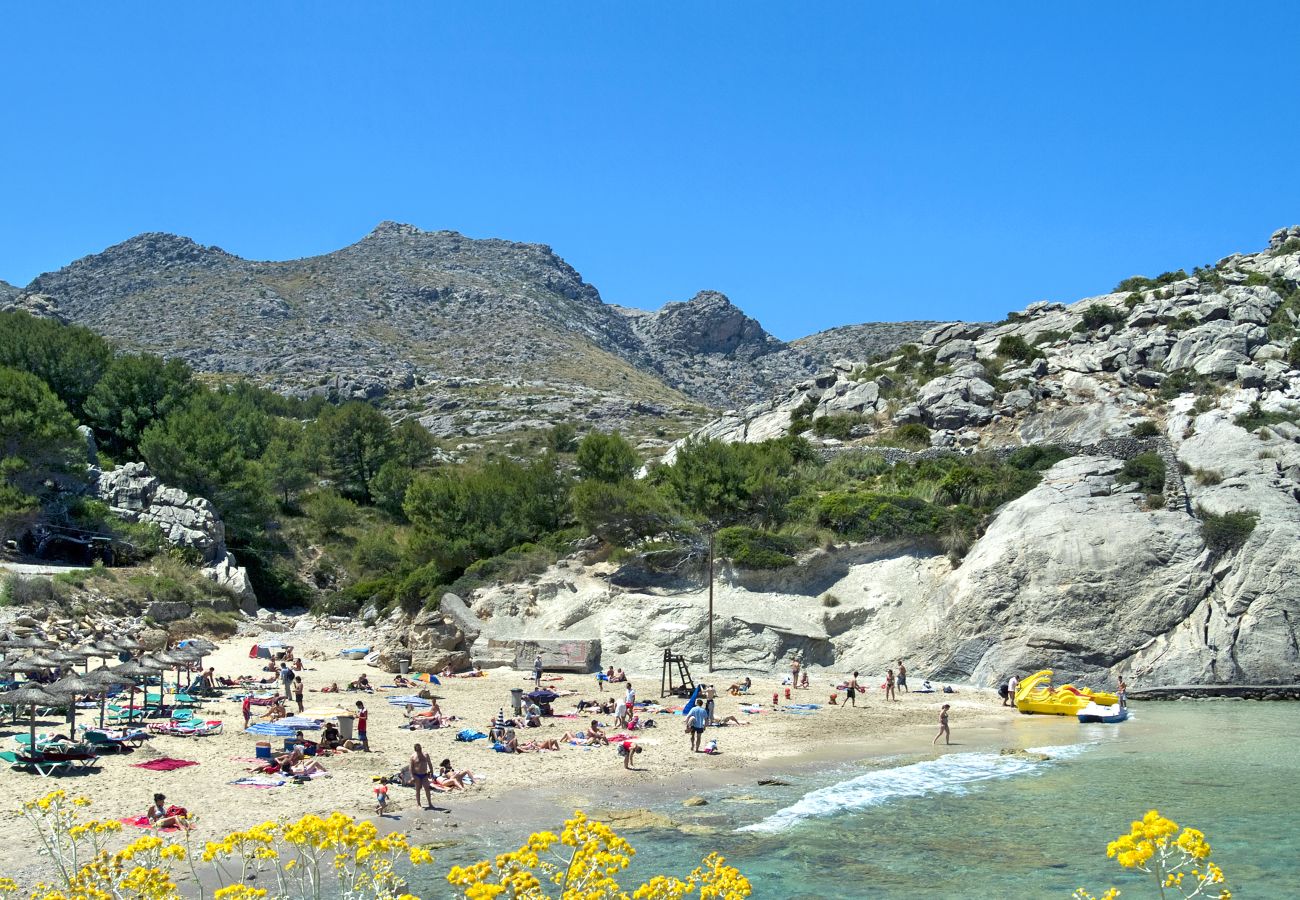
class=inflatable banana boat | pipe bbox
[1014,669,1119,716]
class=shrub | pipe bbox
[814,491,945,542]
[1130,420,1160,438]
[1234,401,1299,432]
[995,334,1044,362]
[1120,452,1166,493]
[1033,329,1071,346]
[821,593,840,607]
[1,575,55,607]
[1124,292,1144,309]
[1145,493,1166,509]
[1290,339,1300,367]
[812,413,872,440]
[1272,237,1300,256]
[1199,509,1257,552]
[1076,304,1127,332]
[1193,468,1223,486]
[1006,444,1070,472]
[715,526,804,569]
[306,489,359,536]
[1244,271,1270,286]
[874,423,931,450]
[1114,270,1188,293]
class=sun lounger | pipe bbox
[0,748,99,777]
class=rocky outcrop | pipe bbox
[91,461,256,610]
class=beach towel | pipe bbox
[132,758,199,771]
[119,816,183,833]
[230,776,285,788]
[455,729,487,742]
[786,703,821,710]
[682,685,701,715]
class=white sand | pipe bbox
[0,631,1005,882]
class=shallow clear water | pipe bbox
[431,702,1300,898]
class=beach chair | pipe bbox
[81,728,139,753]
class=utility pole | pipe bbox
[707,529,715,672]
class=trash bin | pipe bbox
[399,658,410,675]
[510,688,524,716]
[336,714,355,742]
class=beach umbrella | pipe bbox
[47,649,88,668]
[278,716,323,730]
[0,684,64,751]
[108,660,163,723]
[113,635,143,652]
[80,667,135,728]
[11,635,57,651]
[50,673,101,735]
[2,655,60,675]
[246,722,298,737]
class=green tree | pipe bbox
[572,479,678,546]
[546,423,578,454]
[0,367,85,537]
[0,311,113,417]
[306,489,358,537]
[139,391,273,542]
[262,436,313,506]
[313,402,395,502]
[576,431,639,483]
[84,353,194,456]
[391,418,440,469]
[371,460,415,518]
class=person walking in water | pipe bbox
[842,671,863,708]
[1117,676,1128,709]
[885,668,897,702]
[896,660,908,693]
[933,704,951,745]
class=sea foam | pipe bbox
[738,744,1090,834]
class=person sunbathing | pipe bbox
[320,682,340,693]
[393,674,418,688]
[440,665,455,677]
[263,699,288,721]
[516,738,561,752]
[561,720,610,746]
[436,758,473,789]
[348,674,373,692]
[146,792,191,830]
[728,677,753,696]
[711,714,744,726]
[275,747,328,777]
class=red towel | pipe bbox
[132,758,199,771]
[119,816,182,832]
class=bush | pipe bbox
[812,414,871,440]
[1290,339,1300,367]
[715,526,804,569]
[576,431,639,483]
[1076,304,1127,332]
[1,575,55,607]
[821,593,840,607]
[1033,329,1071,346]
[1006,444,1070,472]
[995,335,1044,362]
[1120,452,1166,493]
[875,423,931,450]
[1193,468,1223,486]
[1145,493,1166,509]
[1199,509,1257,552]
[573,479,678,547]
[814,491,945,542]
[1114,270,1188,293]
[1130,420,1160,438]
[1234,401,1299,432]
[306,490,359,536]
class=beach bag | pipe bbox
[998,684,1009,699]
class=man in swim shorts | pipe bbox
[410,742,435,808]
[685,698,709,752]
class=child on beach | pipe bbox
[932,704,951,745]
[374,783,389,813]
[242,695,252,729]
[618,740,643,770]
[356,701,370,751]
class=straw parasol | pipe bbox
[2,654,61,675]
[109,659,164,723]
[49,672,101,735]
[80,666,135,728]
[113,635,144,652]
[0,684,65,751]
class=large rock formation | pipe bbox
[469,227,1300,688]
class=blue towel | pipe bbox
[682,685,701,715]
[786,703,821,710]
[455,729,487,742]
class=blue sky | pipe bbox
[1,3,1296,339]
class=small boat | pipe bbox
[1014,669,1120,716]
[339,648,370,660]
[1077,702,1128,724]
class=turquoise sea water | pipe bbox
[433,702,1299,898]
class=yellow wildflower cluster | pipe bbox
[1075,810,1230,900]
[13,795,750,900]
[446,810,751,899]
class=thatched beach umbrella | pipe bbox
[50,672,101,736]
[0,684,64,751]
[109,659,163,723]
[80,666,135,728]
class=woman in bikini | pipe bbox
[933,704,951,745]
[146,793,190,830]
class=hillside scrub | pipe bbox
[1199,509,1257,552]
[1120,452,1167,493]
[715,525,806,569]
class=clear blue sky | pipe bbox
[2,4,1296,339]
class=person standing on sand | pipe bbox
[897,660,908,693]
[842,671,863,708]
[241,694,252,729]
[933,704,951,745]
[410,743,434,809]
[885,668,897,702]
[790,655,801,688]
[356,700,370,751]
[1007,674,1019,708]
[704,684,717,725]
[686,698,709,752]
[279,662,294,699]
[293,677,305,713]
[533,653,543,689]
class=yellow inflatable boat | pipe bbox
[1014,669,1119,716]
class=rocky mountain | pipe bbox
[0,279,18,304]
[792,320,956,367]
[444,226,1300,689]
[8,224,941,450]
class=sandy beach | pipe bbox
[0,627,1008,884]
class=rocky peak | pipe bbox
[635,290,784,358]
[0,279,18,303]
[1269,224,1300,250]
